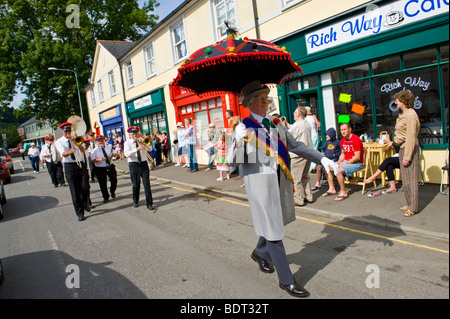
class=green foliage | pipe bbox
[0,0,159,125]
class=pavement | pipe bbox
[112,158,449,240]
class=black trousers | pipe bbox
[378,156,400,181]
[94,164,117,201]
[129,161,153,207]
[64,162,90,218]
[255,236,295,285]
[46,161,65,185]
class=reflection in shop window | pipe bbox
[332,80,373,138]
[344,64,369,80]
[372,56,400,75]
[403,48,436,69]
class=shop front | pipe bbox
[275,0,449,183]
[169,85,250,164]
[99,104,126,143]
[126,87,168,137]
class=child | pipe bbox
[115,141,122,160]
[215,132,231,181]
[312,127,341,191]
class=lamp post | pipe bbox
[48,67,84,121]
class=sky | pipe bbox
[10,0,185,109]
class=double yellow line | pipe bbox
[152,180,449,255]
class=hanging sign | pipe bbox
[305,0,449,54]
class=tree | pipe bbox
[0,0,159,127]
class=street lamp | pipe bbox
[48,67,84,121]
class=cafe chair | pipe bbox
[440,148,449,195]
[344,148,373,195]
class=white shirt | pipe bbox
[91,144,116,167]
[55,136,85,164]
[28,147,40,158]
[40,143,61,163]
[124,139,152,163]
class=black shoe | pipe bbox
[84,204,91,213]
[60,183,66,186]
[251,250,275,273]
[133,203,138,208]
[110,193,116,199]
[54,184,58,188]
[103,198,109,203]
[147,205,155,211]
[279,282,310,298]
[77,215,85,221]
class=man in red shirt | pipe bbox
[323,123,363,201]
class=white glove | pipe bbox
[321,157,339,176]
[235,123,247,142]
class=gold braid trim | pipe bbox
[244,129,294,184]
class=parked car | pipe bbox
[0,147,14,174]
[0,157,11,184]
[0,179,5,221]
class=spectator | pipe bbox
[288,106,314,206]
[215,132,231,181]
[312,127,341,191]
[184,118,198,172]
[387,90,420,217]
[176,122,189,168]
[305,106,321,172]
[172,129,181,166]
[323,123,363,201]
[28,143,40,173]
[205,123,222,171]
[365,154,400,197]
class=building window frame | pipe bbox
[125,61,134,88]
[108,71,116,96]
[212,0,238,40]
[171,20,188,63]
[144,43,157,78]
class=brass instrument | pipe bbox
[67,115,87,168]
[137,133,154,163]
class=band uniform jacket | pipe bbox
[228,114,324,241]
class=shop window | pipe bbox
[373,66,441,144]
[288,79,301,92]
[344,64,369,80]
[440,64,448,144]
[194,110,209,147]
[330,70,342,83]
[372,56,400,75]
[403,48,437,69]
[303,75,319,89]
[440,45,449,63]
[332,80,373,138]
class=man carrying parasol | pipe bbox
[229,80,339,298]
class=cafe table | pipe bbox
[363,142,395,187]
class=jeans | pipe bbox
[188,144,198,170]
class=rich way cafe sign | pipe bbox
[305,0,449,54]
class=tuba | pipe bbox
[67,115,87,167]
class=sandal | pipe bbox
[403,210,417,217]
[368,191,382,198]
[400,205,409,211]
[311,186,321,191]
[381,189,398,195]
[322,191,336,197]
[334,194,348,201]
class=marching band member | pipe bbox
[40,135,66,187]
[123,126,155,210]
[86,131,97,182]
[55,122,91,221]
[90,135,118,203]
